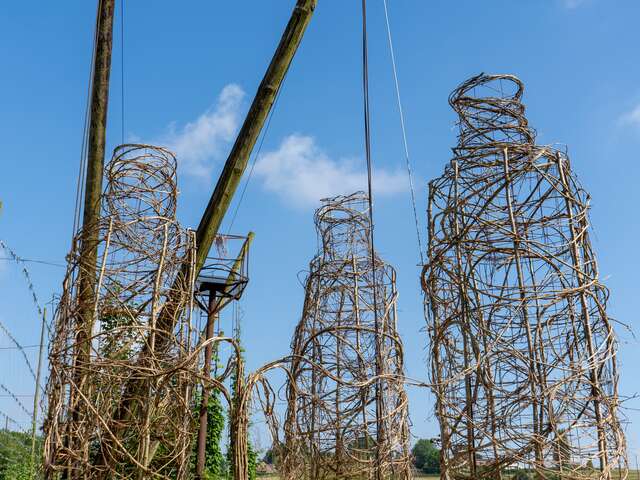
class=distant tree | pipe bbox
[262,447,276,465]
[412,439,440,474]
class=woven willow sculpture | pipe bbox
[281,192,411,480]
[45,145,199,479]
[423,74,627,480]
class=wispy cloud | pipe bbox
[254,134,407,208]
[159,84,245,179]
[151,94,406,207]
[620,103,640,128]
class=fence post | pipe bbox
[31,306,47,470]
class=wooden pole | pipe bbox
[96,4,315,474]
[193,0,315,272]
[128,0,315,364]
[31,307,47,472]
[75,0,115,415]
[101,1,316,464]
[64,3,114,477]
[196,292,218,479]
[196,232,253,477]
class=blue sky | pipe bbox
[1,0,639,461]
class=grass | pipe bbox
[256,475,437,479]
[257,471,640,480]
[618,471,640,480]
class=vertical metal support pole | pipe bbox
[196,290,217,478]
[31,307,47,471]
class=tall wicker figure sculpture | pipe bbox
[282,192,411,480]
[45,145,198,479]
[423,74,627,480]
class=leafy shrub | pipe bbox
[411,438,440,474]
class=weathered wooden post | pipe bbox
[31,306,46,473]
[229,355,249,480]
[101,0,317,468]
[62,2,114,478]
[195,292,219,479]
[192,0,316,272]
[69,10,115,475]
[76,0,115,378]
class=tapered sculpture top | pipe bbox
[449,73,533,154]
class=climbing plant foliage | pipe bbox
[191,389,226,479]
[204,391,226,478]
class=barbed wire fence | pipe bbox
[0,239,53,477]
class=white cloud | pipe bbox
[160,84,245,179]
[254,134,407,208]
[620,103,640,128]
